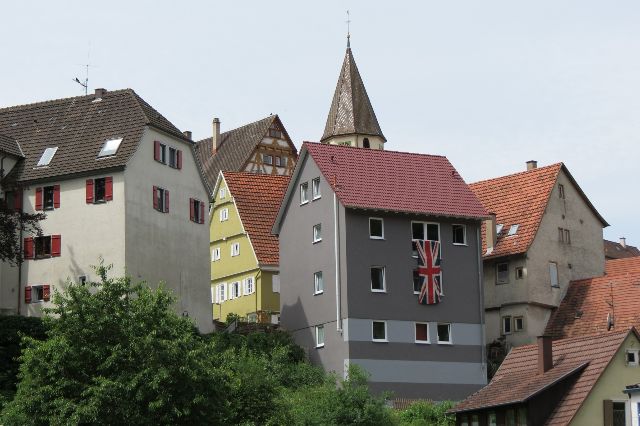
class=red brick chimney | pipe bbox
[538,335,553,374]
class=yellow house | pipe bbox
[210,171,290,323]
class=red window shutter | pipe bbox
[86,179,94,204]
[154,141,160,161]
[51,235,61,257]
[200,201,205,224]
[25,286,32,304]
[177,150,182,169]
[35,187,43,210]
[53,185,61,208]
[14,189,22,211]
[153,186,158,210]
[105,176,113,201]
[24,237,34,260]
[164,190,170,213]
[189,198,195,221]
[43,285,51,301]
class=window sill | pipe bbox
[316,344,325,349]
[312,196,321,201]
[415,340,430,345]
[93,200,107,204]
[313,239,322,244]
[300,201,309,206]
[452,243,467,246]
[372,339,388,343]
[314,291,324,296]
[437,341,453,345]
[496,282,509,285]
[371,289,387,293]
[34,256,52,260]
[369,236,385,240]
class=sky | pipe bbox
[2,1,639,244]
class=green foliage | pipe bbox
[0,262,228,425]
[0,315,46,410]
[394,400,456,426]
[0,202,46,265]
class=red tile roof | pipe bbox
[451,330,635,426]
[303,143,488,219]
[545,257,640,340]
[223,172,290,266]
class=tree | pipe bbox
[0,201,45,265]
[394,400,456,426]
[0,263,228,425]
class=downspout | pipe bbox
[477,226,486,378]
[333,192,342,333]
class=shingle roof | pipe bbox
[195,115,296,191]
[223,172,290,266]
[321,46,385,142]
[545,257,640,340]
[604,239,640,259]
[451,330,634,426]
[470,163,607,259]
[0,133,24,158]
[0,89,187,183]
[301,143,488,219]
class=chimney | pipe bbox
[620,237,627,248]
[485,213,497,253]
[94,88,107,98]
[537,335,553,374]
[183,130,192,140]
[212,118,221,152]
[526,160,538,171]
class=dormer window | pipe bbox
[37,147,58,166]
[98,138,123,157]
[508,224,519,236]
[496,224,504,234]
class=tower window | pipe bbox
[363,138,370,148]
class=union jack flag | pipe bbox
[416,240,442,305]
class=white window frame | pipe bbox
[515,266,524,280]
[514,316,524,332]
[314,271,324,295]
[452,224,467,246]
[415,322,430,344]
[313,224,322,243]
[219,208,229,222]
[411,221,441,244]
[272,274,280,293]
[263,153,273,165]
[37,147,58,167]
[315,325,325,348]
[300,182,309,205]
[218,283,227,303]
[369,217,384,240]
[496,224,504,234]
[372,320,388,342]
[230,281,240,299]
[244,277,255,295]
[231,242,240,257]
[219,187,226,199]
[508,224,519,236]
[274,156,282,167]
[549,262,559,287]
[98,138,123,157]
[312,177,321,200]
[437,323,452,345]
[211,286,217,304]
[370,266,386,292]
[626,349,639,366]
[502,316,512,335]
[212,247,221,261]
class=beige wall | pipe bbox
[570,333,640,426]
[124,127,212,333]
[324,134,385,150]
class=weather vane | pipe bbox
[346,10,351,47]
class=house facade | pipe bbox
[210,171,288,324]
[470,162,608,347]
[273,142,489,400]
[0,89,213,332]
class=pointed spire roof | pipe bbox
[321,44,386,142]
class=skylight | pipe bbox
[496,224,504,234]
[36,147,58,166]
[98,138,123,157]
[508,224,519,236]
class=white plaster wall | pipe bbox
[1,156,19,178]
[325,134,385,150]
[124,127,212,333]
[483,256,528,309]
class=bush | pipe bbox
[395,400,456,426]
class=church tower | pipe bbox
[321,37,386,149]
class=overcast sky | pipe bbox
[2,1,639,244]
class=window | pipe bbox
[508,224,519,236]
[370,267,386,292]
[190,198,205,224]
[496,263,509,284]
[269,128,283,139]
[313,224,322,243]
[274,156,282,166]
[314,271,324,294]
[488,412,497,426]
[502,316,512,334]
[244,277,255,295]
[369,218,384,239]
[412,221,440,257]
[217,283,227,303]
[413,270,422,293]
[514,317,524,331]
[219,208,229,221]
[24,284,50,304]
[231,242,240,257]
[212,247,221,261]
[230,281,240,299]
[626,350,639,366]
[219,188,226,199]
[86,177,113,204]
[437,323,451,344]
[153,186,169,213]
[558,228,571,244]
[312,177,321,199]
[37,147,58,166]
[300,182,309,204]
[549,262,559,287]
[42,186,55,210]
[98,137,123,157]
[363,137,370,148]
[559,184,565,199]
[23,235,61,259]
[272,274,280,293]
[154,141,167,164]
[415,322,429,344]
[263,154,273,165]
[35,236,52,258]
[613,402,626,426]
[372,321,387,342]
[471,415,480,426]
[515,266,524,280]
[452,224,466,245]
[168,147,177,168]
[315,325,325,348]
[496,224,504,234]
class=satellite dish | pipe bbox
[607,313,614,331]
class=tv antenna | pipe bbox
[605,281,616,331]
[73,45,91,95]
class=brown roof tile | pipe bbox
[604,239,640,259]
[0,133,23,158]
[223,172,290,266]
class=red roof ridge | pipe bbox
[469,162,563,187]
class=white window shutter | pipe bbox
[272,274,280,293]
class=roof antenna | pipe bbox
[346,10,351,48]
[606,281,615,331]
[73,43,91,95]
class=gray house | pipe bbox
[273,142,490,400]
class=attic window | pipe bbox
[496,224,504,234]
[508,224,519,236]
[98,138,123,157]
[36,147,58,166]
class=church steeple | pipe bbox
[321,40,386,149]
